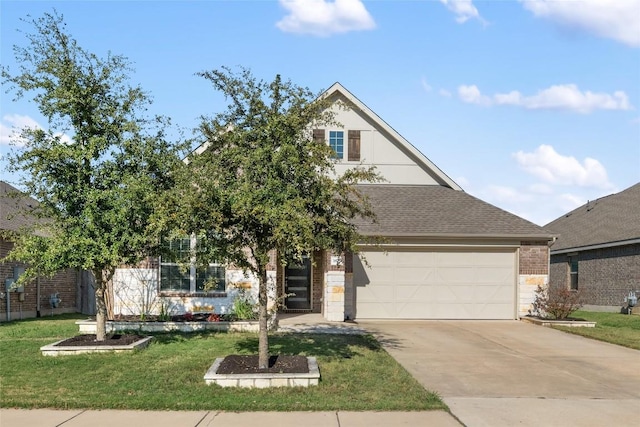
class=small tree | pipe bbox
[1,11,182,340]
[156,67,381,368]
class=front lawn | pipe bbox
[554,310,640,350]
[0,314,445,411]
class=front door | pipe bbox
[284,257,311,310]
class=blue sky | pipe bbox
[1,0,639,226]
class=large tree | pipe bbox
[157,67,382,368]
[1,11,182,340]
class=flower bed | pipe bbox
[76,315,277,334]
[522,316,596,328]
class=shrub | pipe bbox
[530,284,584,320]
[231,289,258,320]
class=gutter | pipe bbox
[359,232,556,240]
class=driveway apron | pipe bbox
[360,320,640,427]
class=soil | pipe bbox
[54,334,147,347]
[216,354,309,374]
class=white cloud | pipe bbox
[458,85,491,106]
[513,144,613,189]
[439,89,452,98]
[421,77,432,93]
[0,114,72,147]
[276,0,376,36]
[521,0,640,47]
[440,0,484,24]
[458,84,632,113]
[0,114,41,147]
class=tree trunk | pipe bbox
[258,267,269,369]
[93,269,107,341]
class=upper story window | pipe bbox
[160,235,226,293]
[329,131,344,159]
[569,255,578,290]
[314,129,360,161]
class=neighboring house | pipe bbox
[0,181,88,321]
[544,183,640,310]
[114,83,554,321]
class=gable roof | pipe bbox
[544,183,640,253]
[0,181,40,232]
[354,184,553,240]
[324,83,462,191]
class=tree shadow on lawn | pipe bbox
[232,333,383,360]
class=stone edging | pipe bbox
[76,319,277,334]
[40,336,153,356]
[203,356,320,388]
[521,316,596,328]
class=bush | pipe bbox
[231,289,258,320]
[529,284,584,320]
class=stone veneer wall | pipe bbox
[1,239,78,321]
[323,251,346,321]
[518,241,550,317]
[550,243,640,307]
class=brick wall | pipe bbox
[519,241,549,275]
[1,239,78,320]
[550,243,640,306]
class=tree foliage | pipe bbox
[1,11,182,339]
[156,67,382,367]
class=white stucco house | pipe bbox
[113,83,554,321]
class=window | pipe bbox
[569,255,578,290]
[329,131,344,159]
[348,130,361,161]
[160,236,226,293]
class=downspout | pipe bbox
[36,275,41,318]
[5,289,10,322]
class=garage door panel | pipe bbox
[395,285,432,301]
[355,249,516,319]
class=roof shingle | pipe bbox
[544,183,640,252]
[0,181,40,232]
[354,185,553,239]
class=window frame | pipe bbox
[568,255,579,291]
[329,130,344,159]
[159,235,226,295]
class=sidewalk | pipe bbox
[1,409,462,427]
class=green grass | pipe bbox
[0,314,445,411]
[554,310,640,350]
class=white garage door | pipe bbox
[354,248,517,319]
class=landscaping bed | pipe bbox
[522,316,596,328]
[76,315,276,334]
[216,354,308,374]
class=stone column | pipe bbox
[323,251,345,322]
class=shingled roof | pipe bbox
[0,181,40,232]
[353,184,553,240]
[544,182,640,252]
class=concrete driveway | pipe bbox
[359,320,640,427]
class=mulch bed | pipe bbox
[217,354,309,374]
[54,334,146,347]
